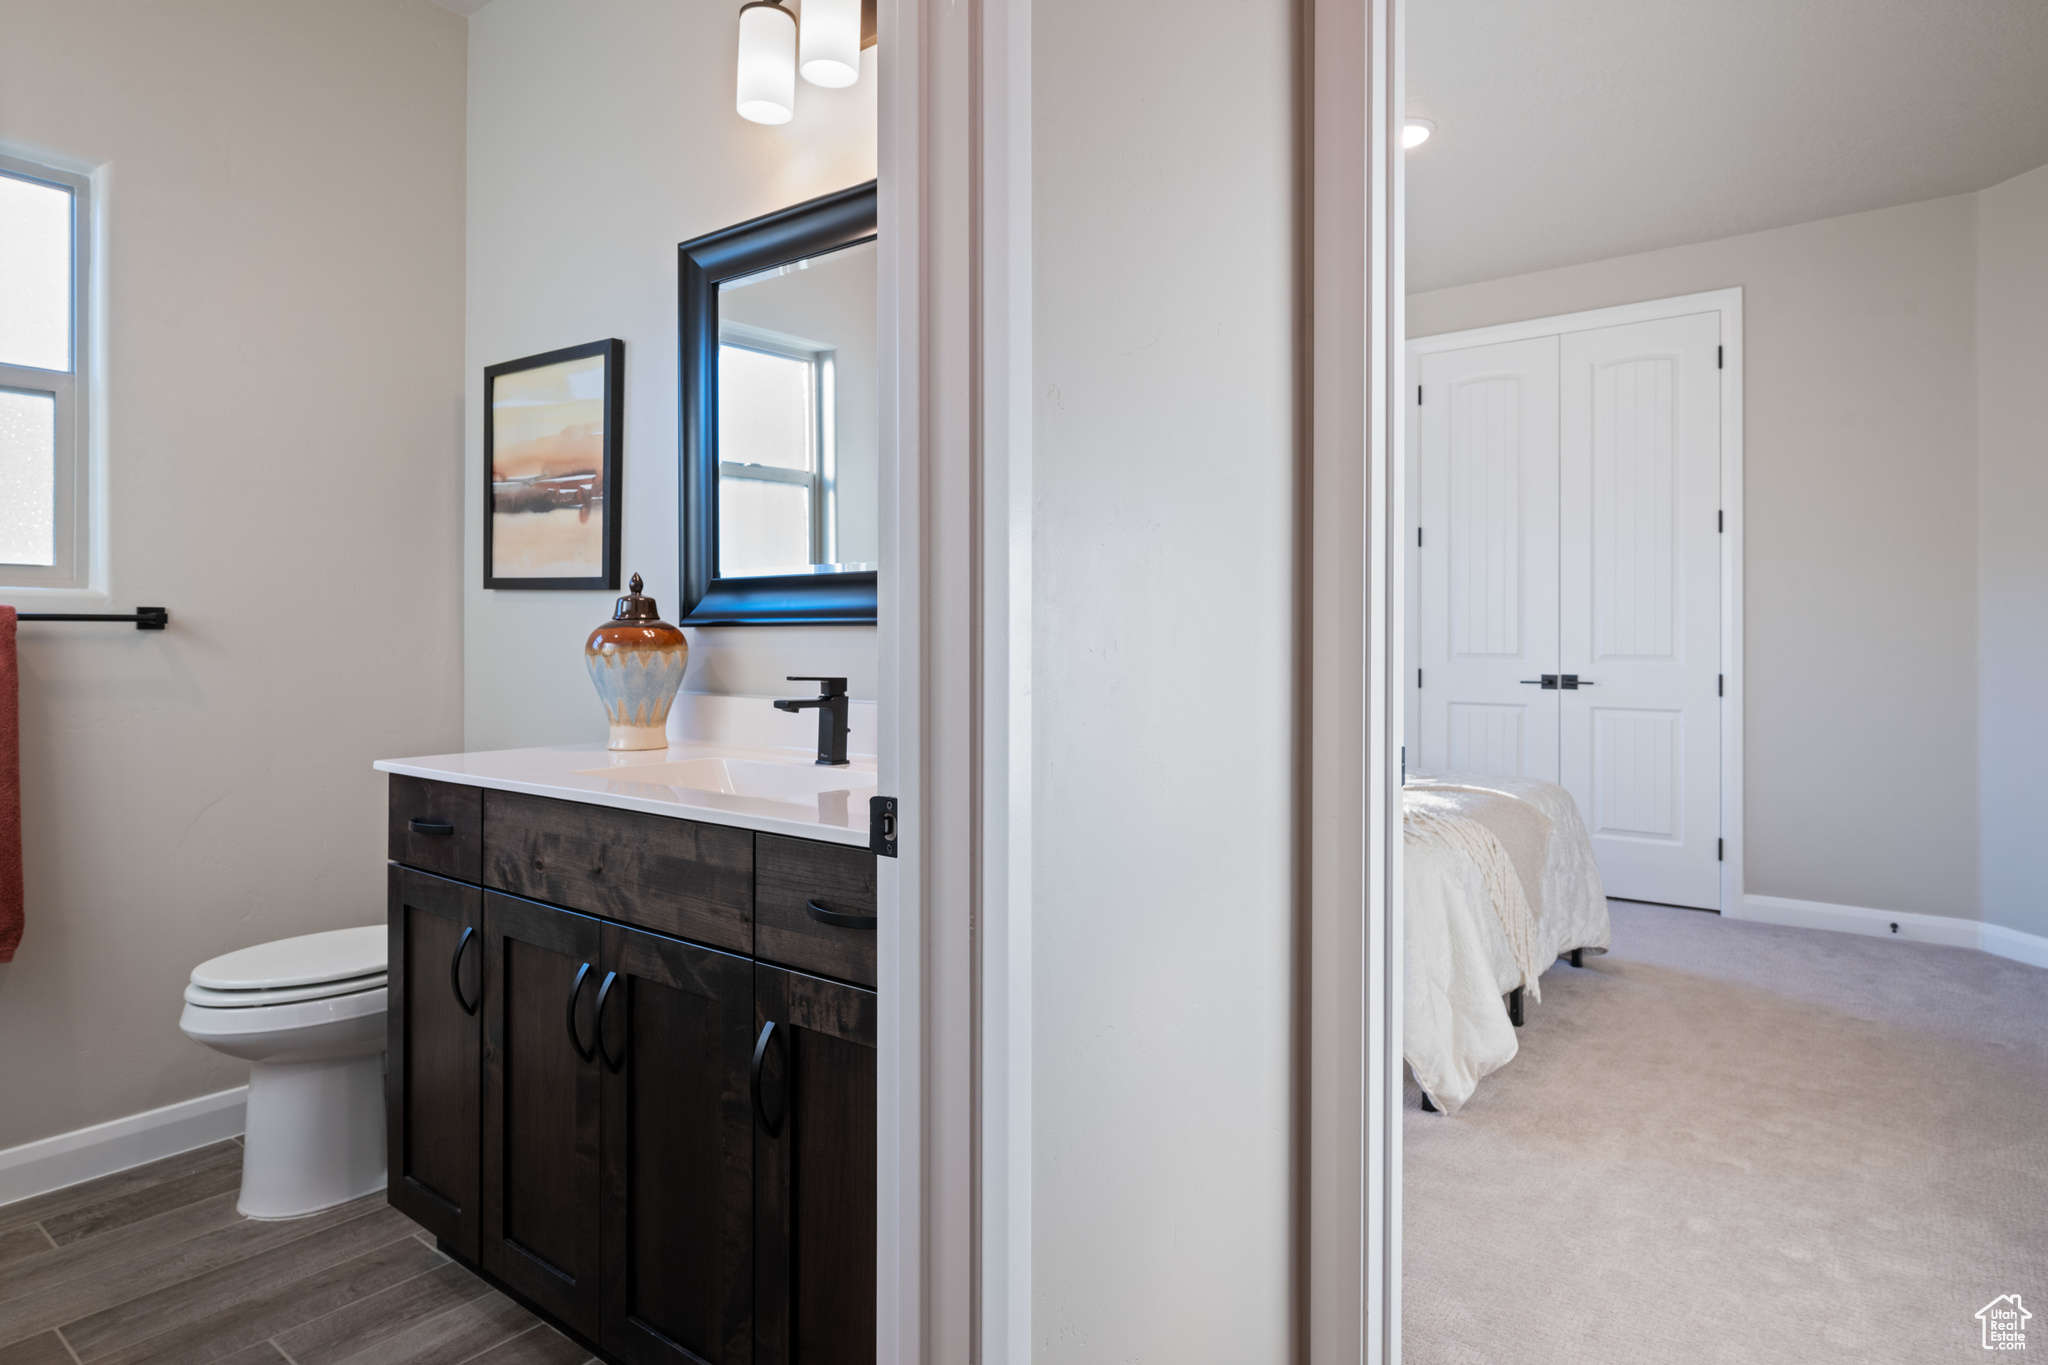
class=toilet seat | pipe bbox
[180,984,389,1040]
[183,973,387,1008]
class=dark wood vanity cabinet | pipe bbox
[386,776,877,1365]
[753,964,878,1365]
[598,920,758,1365]
[387,866,483,1260]
[479,892,605,1336]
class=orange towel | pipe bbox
[0,607,18,962]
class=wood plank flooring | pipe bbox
[0,1142,595,1365]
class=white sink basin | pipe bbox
[575,756,874,802]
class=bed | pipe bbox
[1403,773,1610,1113]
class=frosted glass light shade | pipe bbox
[1403,118,1435,149]
[736,1,798,125]
[798,0,862,88]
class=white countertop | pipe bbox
[375,740,877,848]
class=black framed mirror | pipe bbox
[678,181,878,625]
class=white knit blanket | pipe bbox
[1401,775,1613,1112]
[1403,803,1544,1001]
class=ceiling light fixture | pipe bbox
[735,0,799,125]
[799,0,863,88]
[1403,118,1436,150]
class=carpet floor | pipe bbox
[1403,901,2048,1364]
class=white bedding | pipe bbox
[1402,774,1611,1112]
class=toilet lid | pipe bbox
[191,926,386,992]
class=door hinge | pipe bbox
[1718,673,1724,697]
[1417,527,1424,548]
[1717,345,1724,369]
[1718,838,1724,862]
[1718,509,1724,533]
[869,796,898,858]
[1417,668,1423,689]
[1417,385,1423,405]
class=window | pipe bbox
[716,323,836,577]
[0,151,91,590]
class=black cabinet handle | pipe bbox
[450,926,479,1016]
[566,963,596,1063]
[805,898,878,930]
[752,1020,785,1136]
[409,818,455,836]
[594,970,625,1073]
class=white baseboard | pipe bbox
[1735,894,2048,970]
[0,1086,247,1210]
[1980,920,2048,971]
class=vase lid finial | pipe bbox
[613,572,663,622]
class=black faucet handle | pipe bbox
[784,676,848,697]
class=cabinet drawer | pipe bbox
[388,776,483,884]
[754,834,877,988]
[484,790,754,954]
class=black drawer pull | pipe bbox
[450,926,479,1015]
[567,963,596,1063]
[409,818,455,836]
[805,898,877,930]
[752,1020,786,1136]
[594,970,626,1073]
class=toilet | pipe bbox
[178,926,389,1219]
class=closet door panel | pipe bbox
[1415,335,1562,780]
[1559,312,1722,908]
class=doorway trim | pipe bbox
[1403,286,1746,914]
[874,0,1035,1357]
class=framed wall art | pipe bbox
[483,338,624,590]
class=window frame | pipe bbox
[716,321,840,570]
[0,149,92,592]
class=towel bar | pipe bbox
[16,608,169,630]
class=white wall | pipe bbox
[1977,162,2048,941]
[463,0,878,752]
[1408,195,1983,920]
[1032,0,1299,1355]
[0,0,466,1150]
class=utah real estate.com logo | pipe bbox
[1978,1295,2031,1351]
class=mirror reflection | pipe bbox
[715,239,877,578]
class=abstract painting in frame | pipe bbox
[484,338,624,590]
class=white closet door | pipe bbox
[1415,336,1560,780]
[1558,313,1721,909]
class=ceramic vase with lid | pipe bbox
[585,574,689,750]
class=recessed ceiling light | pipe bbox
[1403,118,1435,150]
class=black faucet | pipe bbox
[773,677,851,766]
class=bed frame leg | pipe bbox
[1419,1091,1438,1113]
[1570,948,1584,969]
[1507,985,1525,1028]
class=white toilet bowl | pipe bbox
[179,926,389,1219]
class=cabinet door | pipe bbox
[387,867,482,1259]
[482,892,603,1338]
[596,923,756,1365]
[753,964,877,1365]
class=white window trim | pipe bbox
[0,146,99,599]
[718,321,840,566]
